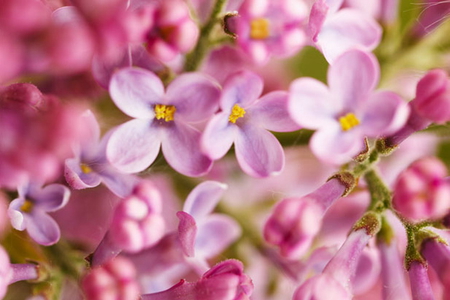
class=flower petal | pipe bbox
[32,183,71,212]
[328,49,379,109]
[107,119,161,173]
[201,113,237,160]
[250,91,301,132]
[26,210,61,245]
[161,122,213,177]
[176,211,197,257]
[319,9,381,63]
[8,198,26,231]
[196,214,241,258]
[109,67,164,119]
[64,158,102,190]
[310,125,365,165]
[235,124,284,177]
[100,167,141,198]
[289,77,336,129]
[361,91,410,137]
[166,73,221,123]
[183,181,227,219]
[221,71,263,111]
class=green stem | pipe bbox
[364,168,392,213]
[183,0,228,71]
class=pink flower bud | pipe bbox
[264,178,348,259]
[0,247,13,299]
[421,238,450,295]
[408,261,435,300]
[412,69,450,124]
[141,259,253,300]
[82,256,140,300]
[392,157,450,222]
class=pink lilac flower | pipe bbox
[289,49,409,165]
[107,67,221,177]
[202,70,300,177]
[0,246,12,298]
[141,259,253,300]
[383,69,450,148]
[90,180,165,266]
[421,237,450,296]
[82,256,140,300]
[65,110,139,198]
[8,182,70,246]
[230,0,308,64]
[343,0,399,24]
[308,0,382,63]
[141,0,199,62]
[263,176,349,259]
[293,219,380,299]
[412,0,450,37]
[392,156,450,222]
[0,83,86,189]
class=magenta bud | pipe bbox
[412,69,450,124]
[82,256,140,300]
[421,238,450,294]
[392,157,450,222]
[0,83,44,110]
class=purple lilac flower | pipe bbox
[231,0,308,64]
[421,237,450,296]
[202,70,300,177]
[65,110,139,198]
[90,180,165,266]
[408,261,436,300]
[289,49,409,165]
[141,259,253,300]
[308,0,382,63]
[107,67,221,177]
[8,182,70,246]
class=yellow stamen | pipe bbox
[80,163,93,174]
[339,113,360,131]
[155,104,176,122]
[229,104,246,123]
[250,18,270,40]
[20,200,34,213]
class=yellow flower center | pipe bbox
[229,104,246,123]
[339,113,360,131]
[80,163,93,174]
[155,104,176,122]
[250,18,270,40]
[20,200,34,213]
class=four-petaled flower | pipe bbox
[107,67,221,177]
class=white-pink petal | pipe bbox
[183,181,227,220]
[201,113,237,160]
[221,71,264,111]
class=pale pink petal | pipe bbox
[32,184,70,212]
[26,210,61,246]
[183,181,227,219]
[161,123,213,177]
[64,158,102,190]
[249,91,301,132]
[319,9,382,63]
[109,67,164,119]
[166,73,221,123]
[310,125,365,165]
[177,211,197,257]
[289,77,336,129]
[235,124,284,177]
[196,214,242,258]
[221,71,264,111]
[107,119,161,173]
[328,49,379,109]
[201,113,237,160]
[360,91,410,137]
[308,0,329,42]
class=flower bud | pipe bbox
[412,69,450,124]
[392,157,450,222]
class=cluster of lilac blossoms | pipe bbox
[1,0,450,299]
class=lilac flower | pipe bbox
[202,70,300,177]
[308,0,382,63]
[231,0,308,64]
[408,261,435,300]
[141,259,253,300]
[289,49,409,165]
[65,110,139,198]
[8,182,70,245]
[421,237,450,296]
[392,157,450,222]
[263,176,350,259]
[90,180,165,266]
[82,256,140,300]
[107,67,221,177]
